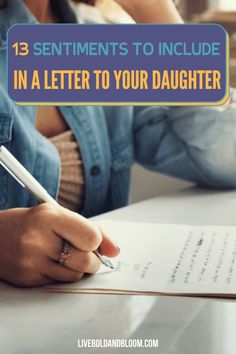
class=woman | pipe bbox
[0,0,236,287]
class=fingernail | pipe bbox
[113,242,119,249]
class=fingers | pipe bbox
[41,231,63,260]
[5,272,53,288]
[30,204,120,258]
[65,248,101,274]
[49,244,101,274]
[45,261,84,283]
[23,204,120,286]
[97,224,120,257]
[41,204,102,252]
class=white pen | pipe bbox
[0,145,114,270]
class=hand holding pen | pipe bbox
[0,146,119,287]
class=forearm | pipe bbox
[117,0,183,24]
[134,105,236,189]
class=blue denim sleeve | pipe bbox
[133,105,236,188]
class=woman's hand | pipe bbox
[0,203,119,287]
[114,0,183,24]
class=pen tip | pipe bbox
[106,260,115,270]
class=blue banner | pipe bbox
[7,24,229,105]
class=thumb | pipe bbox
[97,224,120,257]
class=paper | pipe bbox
[47,221,236,297]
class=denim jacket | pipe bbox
[1,0,236,217]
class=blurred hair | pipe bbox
[0,0,81,22]
[50,0,78,22]
[73,0,95,4]
[0,0,95,11]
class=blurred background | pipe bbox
[75,0,236,202]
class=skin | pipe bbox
[0,0,182,288]
[114,0,183,24]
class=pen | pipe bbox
[0,145,114,270]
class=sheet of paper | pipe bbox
[47,221,236,297]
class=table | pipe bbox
[1,188,236,354]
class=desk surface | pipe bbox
[1,188,236,354]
